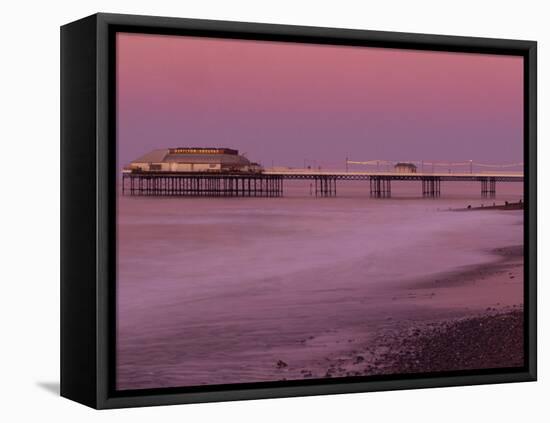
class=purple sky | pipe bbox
[117,33,523,169]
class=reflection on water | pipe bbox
[116,180,523,389]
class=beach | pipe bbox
[116,182,524,390]
[270,245,524,380]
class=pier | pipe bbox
[122,173,283,197]
[122,169,522,198]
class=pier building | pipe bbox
[394,162,417,173]
[126,147,262,173]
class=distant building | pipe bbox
[394,162,417,173]
[125,148,262,173]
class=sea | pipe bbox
[116,180,523,389]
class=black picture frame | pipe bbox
[60,12,537,409]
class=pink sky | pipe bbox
[117,32,523,169]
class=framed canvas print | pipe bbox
[60,13,537,409]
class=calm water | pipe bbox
[116,180,523,389]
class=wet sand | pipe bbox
[270,245,524,380]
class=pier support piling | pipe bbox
[369,176,391,198]
[123,174,283,197]
[313,176,337,197]
[481,177,496,198]
[421,177,441,198]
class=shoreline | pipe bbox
[410,245,523,290]
[275,245,524,380]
